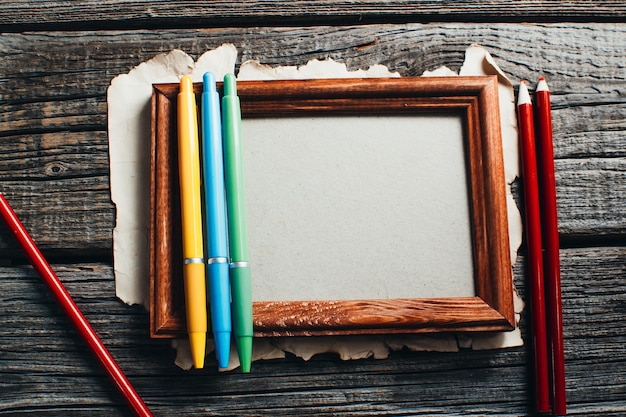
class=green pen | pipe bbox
[221,73,253,373]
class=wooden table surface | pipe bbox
[1,2,625,416]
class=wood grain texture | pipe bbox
[150,77,514,337]
[0,24,624,253]
[0,1,624,31]
[0,17,624,416]
[556,158,626,238]
[1,247,624,415]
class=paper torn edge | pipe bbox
[107,45,238,307]
[107,44,524,371]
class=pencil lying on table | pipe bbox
[0,193,153,417]
[517,80,551,414]
[535,77,566,416]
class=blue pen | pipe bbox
[201,72,232,369]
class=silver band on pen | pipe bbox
[184,257,204,265]
[230,261,250,269]
[208,257,228,265]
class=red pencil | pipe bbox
[517,81,550,413]
[535,77,567,416]
[0,193,153,417]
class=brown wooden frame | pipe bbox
[150,76,515,338]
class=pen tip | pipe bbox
[236,336,253,373]
[214,331,231,369]
[189,332,207,369]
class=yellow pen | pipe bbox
[177,76,207,369]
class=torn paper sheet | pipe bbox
[108,45,238,306]
[107,44,524,371]
[237,57,399,80]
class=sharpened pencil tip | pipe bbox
[537,77,550,93]
[517,80,532,105]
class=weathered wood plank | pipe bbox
[0,0,624,31]
[556,158,626,238]
[0,98,107,136]
[0,24,623,252]
[0,246,624,415]
[553,103,626,159]
[0,131,109,180]
[0,183,113,253]
[1,25,624,101]
[0,6,623,417]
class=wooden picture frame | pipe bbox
[150,76,515,338]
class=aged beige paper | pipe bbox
[107,44,523,371]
